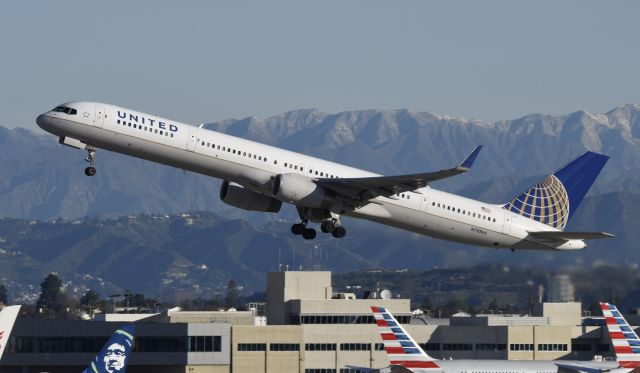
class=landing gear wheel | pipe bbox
[84,148,97,177]
[320,220,336,233]
[84,167,96,176]
[332,226,346,238]
[291,223,305,235]
[302,228,317,240]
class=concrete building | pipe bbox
[0,271,630,372]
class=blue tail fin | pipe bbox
[503,151,608,230]
[82,325,135,373]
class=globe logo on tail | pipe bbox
[503,174,570,230]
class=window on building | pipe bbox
[270,343,300,351]
[305,343,337,351]
[443,343,473,351]
[476,343,506,351]
[188,336,221,352]
[340,343,371,351]
[238,343,266,352]
[510,344,534,351]
[421,343,441,351]
[538,344,567,351]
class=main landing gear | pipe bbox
[291,221,317,240]
[291,219,346,240]
[84,148,97,176]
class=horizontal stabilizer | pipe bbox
[528,231,614,241]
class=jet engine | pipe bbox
[272,173,332,208]
[220,181,282,213]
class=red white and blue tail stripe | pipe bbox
[371,306,440,372]
[600,302,640,369]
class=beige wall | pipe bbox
[232,326,303,373]
[183,366,229,373]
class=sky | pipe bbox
[2,1,640,130]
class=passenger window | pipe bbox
[284,163,288,167]
[160,131,163,135]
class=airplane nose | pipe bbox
[36,114,47,129]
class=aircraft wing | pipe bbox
[317,146,482,203]
[528,231,614,241]
[555,362,609,373]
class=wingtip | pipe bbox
[460,145,483,169]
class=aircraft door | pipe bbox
[502,212,512,234]
[186,131,197,152]
[94,107,105,128]
[419,197,429,212]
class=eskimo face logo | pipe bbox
[504,174,570,229]
[103,343,127,372]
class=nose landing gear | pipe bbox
[84,148,97,176]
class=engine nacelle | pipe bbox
[220,181,282,213]
[272,173,331,208]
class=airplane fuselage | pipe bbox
[421,359,620,373]
[36,102,587,251]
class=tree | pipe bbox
[80,290,103,318]
[37,273,63,317]
[0,283,8,306]
[420,295,434,312]
[226,278,240,309]
[36,273,76,319]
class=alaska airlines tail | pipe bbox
[82,325,135,373]
[0,305,21,360]
[371,306,439,372]
[600,302,640,369]
[503,151,609,230]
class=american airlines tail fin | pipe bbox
[600,302,640,369]
[371,306,439,372]
[0,305,21,360]
[503,151,609,230]
[82,325,135,373]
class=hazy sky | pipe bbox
[2,1,639,129]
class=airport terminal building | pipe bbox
[0,271,625,373]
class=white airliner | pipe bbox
[36,102,613,250]
[349,304,634,373]
[0,305,21,361]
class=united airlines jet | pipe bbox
[349,305,628,373]
[36,102,613,250]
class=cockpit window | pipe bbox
[52,106,77,115]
